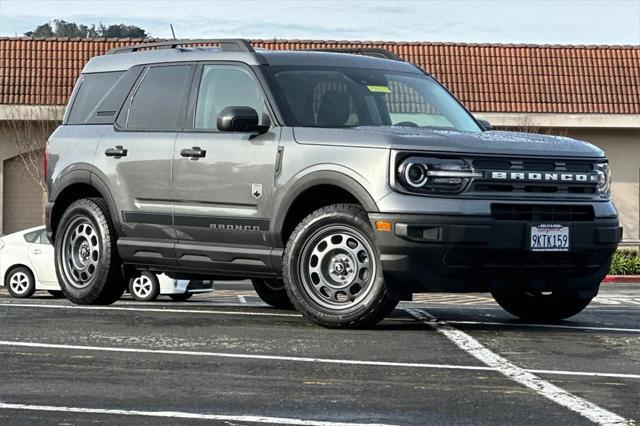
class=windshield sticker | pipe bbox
[366,85,391,94]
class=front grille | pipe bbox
[469,157,599,197]
[491,203,595,221]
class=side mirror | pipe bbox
[477,118,493,131]
[217,106,268,133]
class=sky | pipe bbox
[1,0,639,45]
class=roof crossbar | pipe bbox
[302,47,404,61]
[107,39,255,55]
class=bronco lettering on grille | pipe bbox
[489,171,597,183]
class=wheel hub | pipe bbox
[328,255,355,284]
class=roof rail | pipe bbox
[107,39,255,55]
[302,47,404,61]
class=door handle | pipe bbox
[105,146,128,157]
[180,147,206,158]
[32,249,42,255]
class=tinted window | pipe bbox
[126,65,192,130]
[195,65,265,129]
[67,72,124,124]
[37,230,50,245]
[23,230,40,243]
[272,66,481,132]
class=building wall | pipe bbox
[569,128,640,242]
[2,154,45,234]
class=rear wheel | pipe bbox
[492,289,594,322]
[283,204,398,328]
[169,293,193,302]
[251,279,294,309]
[55,198,126,305]
[6,266,36,298]
[128,272,160,302]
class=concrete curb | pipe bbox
[603,275,640,283]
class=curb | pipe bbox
[603,275,640,284]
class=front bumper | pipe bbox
[369,213,621,298]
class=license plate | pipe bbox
[530,224,569,252]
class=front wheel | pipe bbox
[491,289,595,322]
[54,198,126,305]
[251,279,294,310]
[128,272,160,302]
[283,204,398,328]
[6,267,36,298]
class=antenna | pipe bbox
[170,24,176,40]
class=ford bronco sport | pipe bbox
[46,39,621,328]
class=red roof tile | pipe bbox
[0,37,638,114]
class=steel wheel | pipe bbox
[9,271,30,295]
[298,225,376,311]
[60,217,100,289]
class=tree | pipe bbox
[24,20,148,38]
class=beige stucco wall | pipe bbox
[566,128,640,242]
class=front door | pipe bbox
[28,229,56,285]
[173,63,280,274]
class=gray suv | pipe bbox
[46,39,621,328]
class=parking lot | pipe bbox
[0,281,638,425]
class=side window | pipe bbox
[67,71,125,124]
[126,65,192,130]
[195,65,265,130]
[23,230,40,243]
[38,230,50,245]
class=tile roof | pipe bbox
[1,37,638,114]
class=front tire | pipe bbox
[492,289,594,322]
[6,266,36,298]
[128,272,160,302]
[283,204,398,328]
[54,198,126,305]
[251,279,294,310]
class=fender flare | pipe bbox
[271,170,379,244]
[50,170,123,238]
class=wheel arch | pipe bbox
[50,172,121,242]
[273,171,379,247]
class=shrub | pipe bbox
[609,249,640,275]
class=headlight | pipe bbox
[396,156,480,194]
[595,162,611,198]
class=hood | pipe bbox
[293,126,605,158]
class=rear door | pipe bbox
[93,64,195,265]
[172,63,280,274]
[27,230,56,284]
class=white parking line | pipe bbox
[0,340,638,381]
[406,309,629,426]
[0,302,300,317]
[0,402,393,426]
[446,320,640,334]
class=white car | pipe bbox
[0,226,62,298]
[1,226,214,301]
[128,272,214,302]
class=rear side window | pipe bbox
[124,65,193,130]
[23,230,40,243]
[67,72,125,124]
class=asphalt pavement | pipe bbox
[0,282,638,425]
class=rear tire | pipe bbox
[128,272,160,302]
[47,290,64,298]
[6,266,36,298]
[283,204,398,328]
[492,289,594,322]
[169,293,193,302]
[251,279,294,310]
[54,198,126,305]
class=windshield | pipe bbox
[270,66,481,133]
